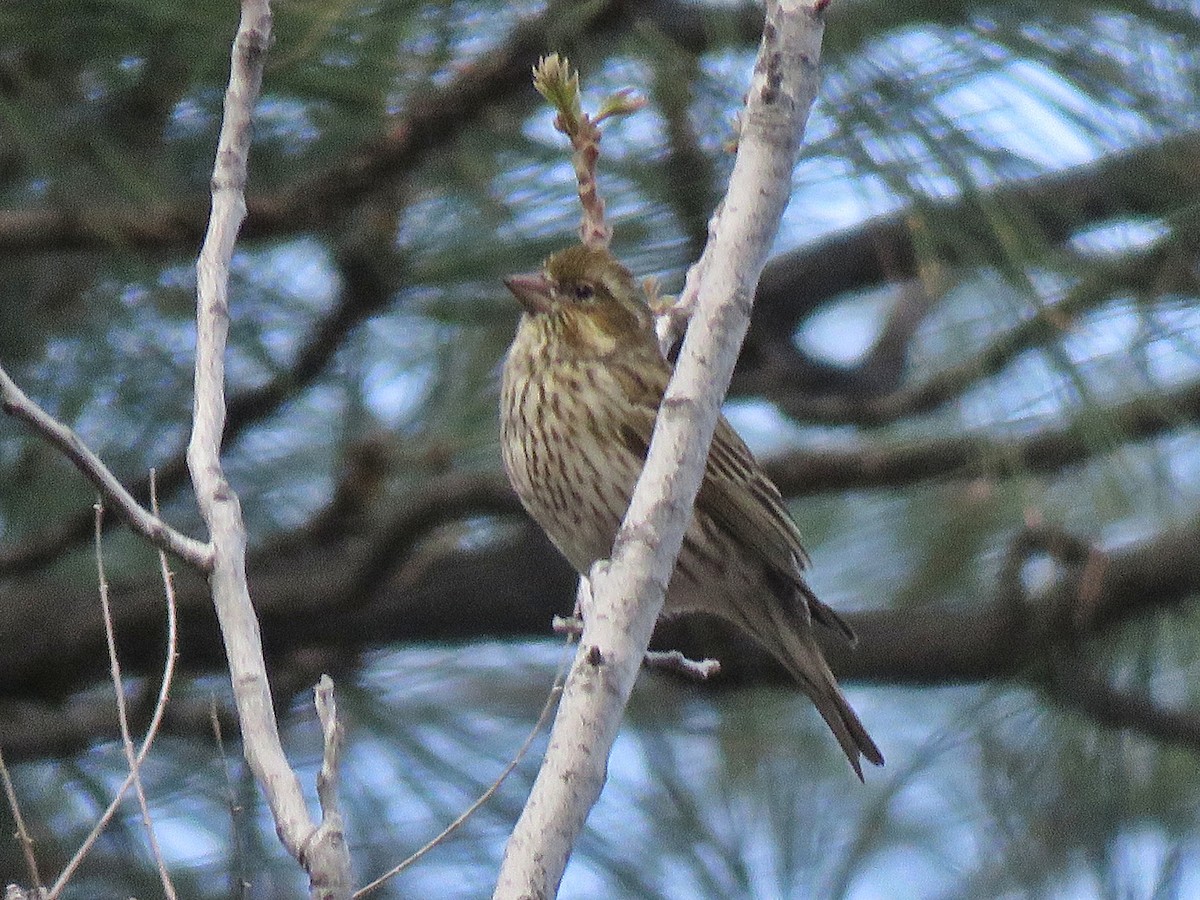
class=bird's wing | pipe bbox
[698,419,856,642]
[697,415,811,575]
[612,355,853,641]
[612,356,808,576]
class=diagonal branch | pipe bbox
[0,246,395,577]
[1044,657,1200,753]
[0,366,212,570]
[750,218,1200,424]
[495,3,830,895]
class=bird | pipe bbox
[499,242,883,778]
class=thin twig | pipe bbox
[643,650,722,680]
[556,617,722,679]
[209,697,251,900]
[147,473,182,897]
[354,646,572,898]
[48,496,180,898]
[0,366,212,571]
[88,500,177,899]
[306,678,352,898]
[0,747,44,894]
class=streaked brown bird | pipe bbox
[500,243,883,778]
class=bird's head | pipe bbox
[504,244,652,350]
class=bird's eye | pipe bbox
[573,283,595,301]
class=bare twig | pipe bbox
[555,617,720,678]
[209,697,251,900]
[307,679,352,898]
[0,366,212,571]
[643,650,722,680]
[657,198,721,353]
[0,748,43,894]
[48,496,181,898]
[494,3,830,895]
[186,0,350,893]
[147,473,183,895]
[354,654,569,898]
[89,501,177,899]
[551,614,585,637]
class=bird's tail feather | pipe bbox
[761,601,884,780]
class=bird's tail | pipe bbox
[759,600,884,780]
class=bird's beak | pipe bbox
[504,272,554,315]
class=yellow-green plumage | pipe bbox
[500,244,882,778]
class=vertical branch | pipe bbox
[45,491,185,898]
[310,678,352,898]
[533,54,645,248]
[92,502,177,900]
[0,749,43,894]
[493,2,829,896]
[187,1,351,896]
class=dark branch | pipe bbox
[764,377,1200,495]
[0,0,638,255]
[2,509,1198,762]
[737,130,1200,404]
[1044,658,1200,753]
[744,218,1200,424]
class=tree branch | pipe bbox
[3,511,1197,764]
[0,1,635,255]
[1044,657,1200,754]
[747,130,1200,342]
[764,376,1200,495]
[186,2,351,894]
[0,366,212,570]
[1,370,1193,730]
[748,217,1200,424]
[0,245,397,577]
[495,4,829,895]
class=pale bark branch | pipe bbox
[43,501,183,898]
[0,248,395,578]
[0,748,43,894]
[0,366,212,571]
[186,2,351,895]
[89,503,176,900]
[494,3,829,896]
[309,678,352,898]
